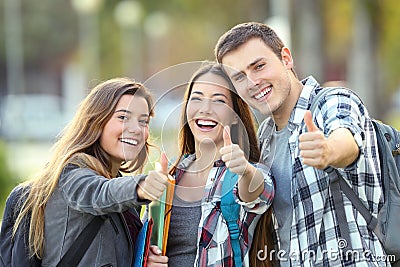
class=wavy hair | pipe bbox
[13,77,154,258]
[170,62,274,266]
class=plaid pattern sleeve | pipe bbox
[258,76,389,267]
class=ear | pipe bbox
[281,47,293,69]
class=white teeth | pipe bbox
[120,138,138,145]
[254,87,272,100]
[197,119,217,126]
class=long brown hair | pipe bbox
[170,62,274,266]
[170,62,260,175]
[13,78,154,258]
[249,208,275,267]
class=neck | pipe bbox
[194,141,221,170]
[273,80,303,131]
[111,162,120,178]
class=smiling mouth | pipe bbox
[253,86,272,100]
[120,138,138,146]
[196,119,218,130]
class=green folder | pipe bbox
[149,190,166,250]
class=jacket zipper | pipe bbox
[119,213,134,266]
[108,216,119,235]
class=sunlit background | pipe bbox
[1,0,400,216]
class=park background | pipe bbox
[1,0,400,217]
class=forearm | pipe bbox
[327,128,359,168]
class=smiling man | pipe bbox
[215,22,388,266]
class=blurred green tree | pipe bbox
[0,140,17,219]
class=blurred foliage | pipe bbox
[0,0,78,69]
[380,0,400,94]
[0,0,399,94]
[323,0,353,67]
[1,0,400,217]
[0,140,18,219]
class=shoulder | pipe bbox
[6,185,30,209]
[60,164,100,179]
[310,86,368,120]
[314,87,364,107]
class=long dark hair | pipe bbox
[170,62,274,266]
[170,62,260,175]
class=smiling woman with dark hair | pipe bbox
[166,62,274,267]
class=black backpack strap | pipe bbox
[327,168,352,253]
[56,215,107,267]
[328,168,378,232]
[310,88,379,250]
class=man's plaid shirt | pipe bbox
[258,76,389,266]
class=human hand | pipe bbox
[137,152,171,201]
[219,126,250,176]
[147,245,168,266]
[299,110,331,169]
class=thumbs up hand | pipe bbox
[137,152,171,201]
[219,126,249,175]
[299,111,331,169]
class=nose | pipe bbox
[246,72,260,90]
[199,99,212,114]
[127,120,141,134]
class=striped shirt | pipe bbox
[258,76,388,266]
[172,154,274,267]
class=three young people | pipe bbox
[1,21,389,267]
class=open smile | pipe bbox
[253,85,272,101]
[195,119,218,132]
[119,138,139,146]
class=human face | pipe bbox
[186,72,238,149]
[100,94,150,170]
[222,37,293,116]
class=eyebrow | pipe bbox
[115,109,132,114]
[191,91,228,99]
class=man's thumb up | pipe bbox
[304,110,319,132]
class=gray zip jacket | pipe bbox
[41,164,148,267]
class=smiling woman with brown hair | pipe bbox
[0,77,169,266]
[166,62,274,267]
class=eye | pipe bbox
[118,115,129,120]
[234,73,245,83]
[189,96,201,101]
[213,99,226,104]
[139,119,149,126]
[255,63,265,70]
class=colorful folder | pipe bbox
[149,177,175,255]
[133,218,153,267]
